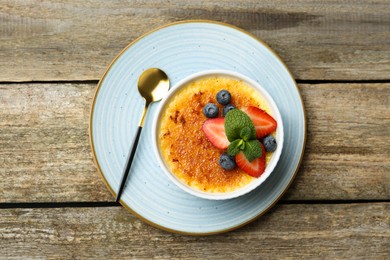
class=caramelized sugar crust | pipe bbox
[159,77,272,193]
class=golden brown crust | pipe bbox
[159,76,272,193]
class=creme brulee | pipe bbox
[158,76,274,193]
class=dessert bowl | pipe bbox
[153,70,284,200]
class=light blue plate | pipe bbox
[90,21,306,235]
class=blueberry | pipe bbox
[263,135,277,152]
[216,90,231,105]
[222,104,236,117]
[203,103,219,118]
[219,153,236,170]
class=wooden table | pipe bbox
[1,1,389,258]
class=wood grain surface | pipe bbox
[1,82,389,202]
[1,203,389,258]
[0,0,389,81]
[1,1,389,257]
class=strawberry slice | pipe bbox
[202,118,230,149]
[235,143,266,178]
[242,106,277,138]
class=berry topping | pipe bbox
[222,104,236,117]
[235,143,266,178]
[242,106,277,138]
[219,153,236,170]
[216,90,231,105]
[263,135,277,152]
[203,103,219,118]
[202,118,230,149]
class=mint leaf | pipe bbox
[225,109,262,162]
[242,139,262,162]
[225,109,256,142]
[227,139,243,156]
[240,126,252,141]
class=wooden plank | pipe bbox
[0,83,112,202]
[0,0,389,82]
[0,83,389,202]
[285,83,390,200]
[0,203,389,258]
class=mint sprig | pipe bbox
[225,109,262,162]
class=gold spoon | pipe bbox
[115,68,170,203]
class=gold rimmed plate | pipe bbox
[90,20,306,235]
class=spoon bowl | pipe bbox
[115,68,170,203]
[138,68,170,105]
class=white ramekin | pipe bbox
[153,70,284,200]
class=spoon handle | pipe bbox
[115,125,143,203]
